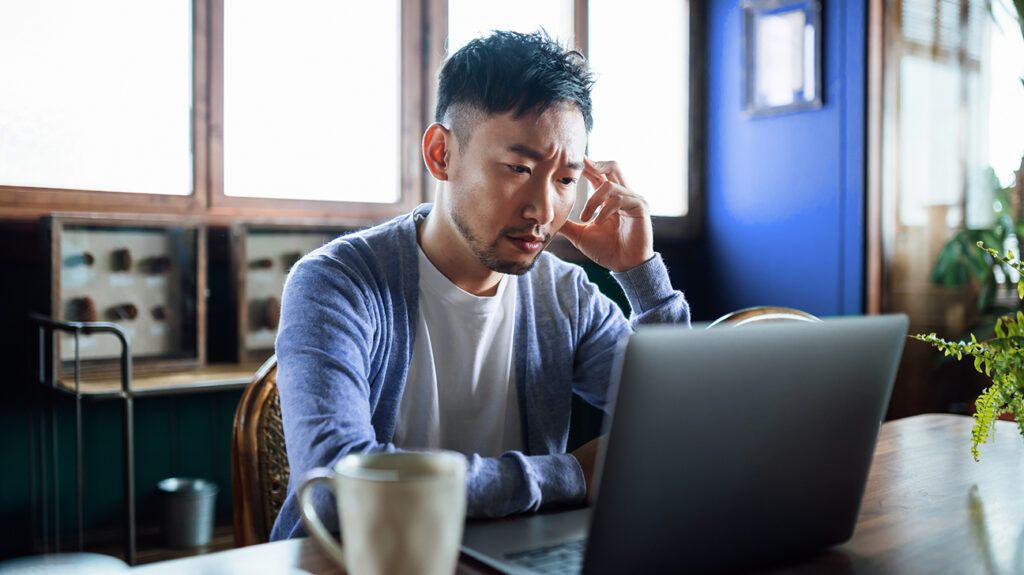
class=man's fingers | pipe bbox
[581,164,606,190]
[583,157,603,178]
[580,180,613,222]
[583,159,608,188]
[616,190,650,217]
[559,219,585,244]
[585,157,630,189]
[593,194,624,225]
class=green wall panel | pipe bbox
[0,390,242,559]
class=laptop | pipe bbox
[462,314,908,574]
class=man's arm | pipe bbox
[561,154,692,410]
[567,253,690,411]
[276,254,585,531]
[559,158,691,492]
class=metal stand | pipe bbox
[30,314,135,565]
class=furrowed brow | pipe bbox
[507,144,583,171]
[506,143,546,162]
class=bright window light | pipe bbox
[224,0,401,203]
[0,1,192,195]
[447,0,575,54]
[588,0,690,217]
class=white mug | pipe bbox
[298,450,467,575]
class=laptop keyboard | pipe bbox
[504,538,586,574]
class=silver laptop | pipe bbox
[462,314,908,575]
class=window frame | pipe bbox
[572,0,705,239]
[0,0,210,220]
[205,0,426,220]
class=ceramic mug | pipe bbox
[298,450,467,575]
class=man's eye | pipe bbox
[559,177,577,186]
[508,164,531,175]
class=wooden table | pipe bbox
[133,414,1024,574]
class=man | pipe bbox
[270,30,689,540]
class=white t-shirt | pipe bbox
[392,246,523,457]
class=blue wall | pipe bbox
[705,0,866,318]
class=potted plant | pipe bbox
[916,242,1024,460]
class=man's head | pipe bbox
[422,31,594,276]
[436,30,594,146]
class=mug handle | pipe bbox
[298,468,346,568]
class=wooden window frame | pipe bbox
[0,0,427,224]
[0,0,211,221]
[205,0,427,221]
[868,0,986,313]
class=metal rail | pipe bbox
[29,314,135,565]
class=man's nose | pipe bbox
[522,179,556,227]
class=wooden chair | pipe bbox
[707,306,820,329]
[231,355,289,547]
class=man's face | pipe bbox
[445,103,588,275]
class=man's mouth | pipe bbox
[506,234,546,254]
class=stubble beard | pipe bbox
[448,202,549,276]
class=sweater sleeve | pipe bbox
[571,252,691,413]
[274,253,588,533]
[611,252,691,326]
[274,255,399,535]
[462,452,586,517]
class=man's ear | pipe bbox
[422,123,452,181]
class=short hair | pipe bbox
[435,30,594,146]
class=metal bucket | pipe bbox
[157,478,219,548]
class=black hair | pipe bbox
[435,30,594,145]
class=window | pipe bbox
[0,1,698,225]
[0,1,193,196]
[208,0,423,216]
[588,0,689,218]
[222,0,402,204]
[446,0,693,220]
[894,0,990,228]
[447,0,575,52]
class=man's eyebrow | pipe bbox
[506,143,583,171]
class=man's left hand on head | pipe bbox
[558,157,655,273]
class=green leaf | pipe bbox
[972,384,1005,461]
[915,217,1024,461]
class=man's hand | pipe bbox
[558,158,654,273]
[571,435,605,502]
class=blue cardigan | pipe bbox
[270,204,690,540]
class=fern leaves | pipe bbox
[914,241,1024,460]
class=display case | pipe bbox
[44,214,206,378]
[231,223,347,363]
